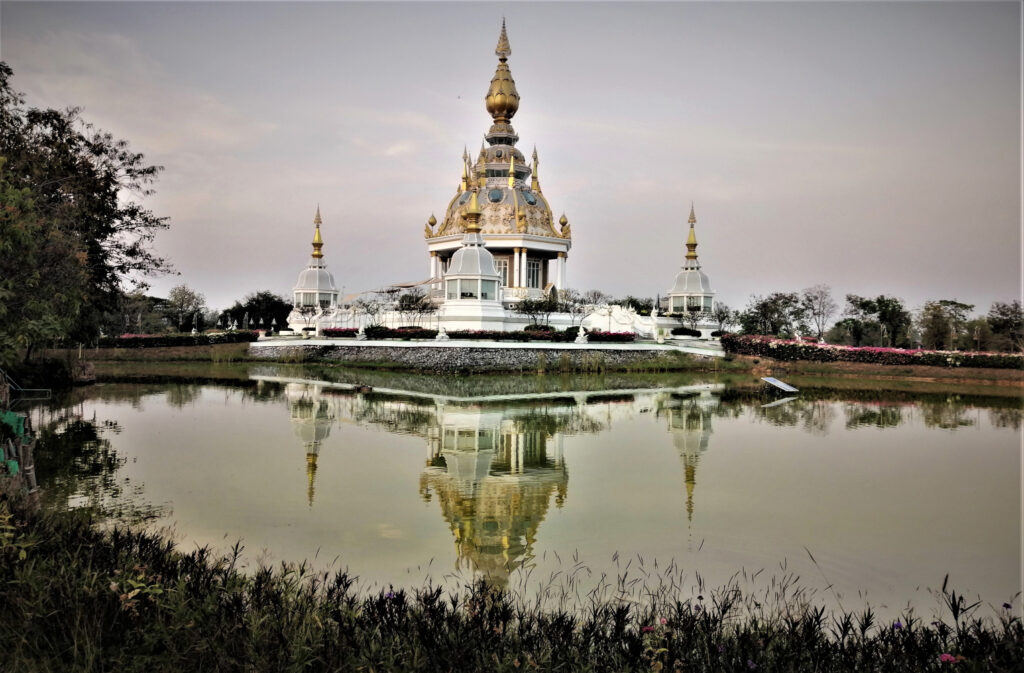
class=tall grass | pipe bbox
[1,501,1020,672]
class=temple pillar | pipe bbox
[512,247,521,287]
[556,252,566,289]
[519,249,528,288]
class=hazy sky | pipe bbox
[1,1,1020,314]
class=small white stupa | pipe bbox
[288,207,339,330]
[437,188,507,331]
[666,204,715,315]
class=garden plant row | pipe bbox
[721,334,1024,369]
[321,327,636,343]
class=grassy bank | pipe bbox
[1,500,1020,673]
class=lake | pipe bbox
[29,367,1022,617]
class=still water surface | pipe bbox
[33,370,1021,615]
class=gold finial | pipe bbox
[312,207,324,259]
[464,188,482,233]
[495,18,511,61]
[428,214,437,226]
[559,213,568,226]
[507,152,516,188]
[531,146,540,191]
[485,21,520,125]
[685,208,698,261]
[460,156,469,191]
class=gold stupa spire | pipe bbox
[685,204,698,262]
[312,206,324,259]
[531,146,540,191]
[460,151,469,191]
[507,152,516,188]
[485,21,520,126]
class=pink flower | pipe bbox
[641,626,655,633]
[939,653,956,663]
[660,617,668,625]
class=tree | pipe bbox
[224,291,292,331]
[987,300,1023,352]
[613,295,653,315]
[559,288,588,327]
[840,294,911,347]
[738,293,807,337]
[801,285,838,340]
[395,289,435,326]
[164,284,206,332]
[515,295,559,327]
[582,289,609,306]
[683,309,709,332]
[918,300,974,350]
[0,157,88,364]
[710,302,736,333]
[0,63,170,353]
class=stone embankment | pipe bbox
[249,339,712,373]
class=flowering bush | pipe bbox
[721,334,1024,369]
[586,331,636,343]
[98,331,260,348]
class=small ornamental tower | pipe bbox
[666,204,715,315]
[292,206,340,310]
[438,189,507,330]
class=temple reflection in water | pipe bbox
[657,390,718,526]
[418,403,569,586]
[275,377,726,584]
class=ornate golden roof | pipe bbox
[425,22,571,242]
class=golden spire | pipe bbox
[460,153,469,192]
[428,214,437,227]
[685,205,698,262]
[531,146,540,191]
[485,21,520,126]
[312,207,324,259]
[495,18,511,60]
[464,188,482,233]
[507,152,516,188]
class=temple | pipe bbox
[666,204,715,315]
[423,20,571,305]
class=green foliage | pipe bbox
[987,301,1022,352]
[1,499,1021,672]
[93,331,259,349]
[918,300,975,351]
[0,157,88,365]
[0,62,170,355]
[223,291,293,331]
[833,295,912,347]
[163,284,206,332]
[739,293,807,337]
[514,295,561,326]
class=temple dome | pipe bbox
[669,268,712,295]
[296,266,338,292]
[448,233,499,277]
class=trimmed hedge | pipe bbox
[96,331,260,348]
[721,334,1024,369]
[322,328,359,338]
[586,331,636,343]
[671,327,701,337]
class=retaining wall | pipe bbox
[248,340,695,373]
